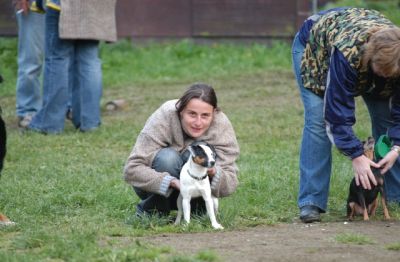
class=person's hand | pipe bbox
[207,167,216,177]
[352,154,379,189]
[169,178,180,191]
[15,0,29,14]
[377,150,399,174]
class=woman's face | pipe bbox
[180,98,215,138]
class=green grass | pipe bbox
[385,242,400,251]
[0,38,291,98]
[1,17,400,259]
[0,38,296,261]
[335,233,376,245]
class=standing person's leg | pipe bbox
[363,95,400,203]
[16,11,45,125]
[28,8,72,134]
[72,40,102,132]
[66,56,74,120]
[292,34,332,222]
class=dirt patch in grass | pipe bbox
[138,221,400,261]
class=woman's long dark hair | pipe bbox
[175,83,219,114]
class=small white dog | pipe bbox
[175,143,223,229]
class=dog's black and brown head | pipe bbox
[189,142,216,168]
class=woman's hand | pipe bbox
[352,154,379,189]
[169,178,180,191]
[207,167,216,177]
[377,150,399,175]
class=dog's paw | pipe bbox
[212,223,224,230]
[0,221,16,227]
[0,214,16,227]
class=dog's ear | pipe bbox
[191,140,206,147]
[363,137,375,150]
[190,144,207,158]
[187,145,196,156]
[207,144,217,157]
[362,137,375,160]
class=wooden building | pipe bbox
[0,0,330,41]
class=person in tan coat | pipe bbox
[124,83,240,216]
[28,0,117,134]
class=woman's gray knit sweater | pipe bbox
[124,100,240,198]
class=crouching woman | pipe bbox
[124,83,240,216]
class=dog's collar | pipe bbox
[187,170,208,181]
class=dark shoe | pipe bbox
[135,204,169,219]
[300,205,321,223]
[136,194,171,218]
[135,205,150,218]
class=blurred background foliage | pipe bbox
[323,0,400,24]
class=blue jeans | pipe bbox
[29,8,102,133]
[134,147,205,215]
[292,34,400,211]
[16,11,45,118]
[363,96,400,202]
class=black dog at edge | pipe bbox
[0,74,15,225]
[0,107,5,174]
[0,73,5,174]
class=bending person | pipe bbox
[292,7,400,223]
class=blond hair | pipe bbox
[362,27,400,78]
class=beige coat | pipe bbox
[124,100,240,198]
[59,0,117,42]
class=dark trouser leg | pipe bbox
[135,148,182,215]
[134,147,206,216]
[363,95,400,203]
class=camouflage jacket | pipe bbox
[297,7,400,158]
[301,8,397,97]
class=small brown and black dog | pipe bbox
[347,137,391,221]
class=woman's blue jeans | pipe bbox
[29,8,102,133]
[292,33,400,212]
[134,147,205,215]
[16,11,45,118]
